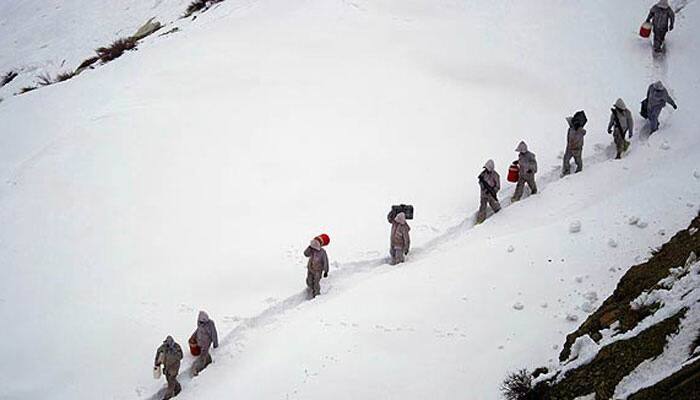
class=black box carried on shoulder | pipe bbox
[390,204,414,220]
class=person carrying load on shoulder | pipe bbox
[304,235,329,299]
[562,111,587,176]
[387,206,411,265]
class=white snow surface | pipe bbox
[0,0,699,399]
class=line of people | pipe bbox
[150,2,681,398]
[476,79,677,224]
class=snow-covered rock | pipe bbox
[608,238,618,248]
[569,221,582,233]
[566,314,580,322]
[513,302,525,311]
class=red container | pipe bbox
[189,337,201,356]
[639,22,652,38]
[315,234,330,246]
[507,163,520,183]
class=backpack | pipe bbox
[571,110,588,130]
[640,99,649,119]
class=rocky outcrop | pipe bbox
[525,212,700,400]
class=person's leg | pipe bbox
[193,348,211,376]
[476,195,488,223]
[562,150,572,175]
[512,177,525,201]
[306,270,314,297]
[163,373,177,399]
[657,29,667,50]
[574,149,583,173]
[527,175,538,195]
[393,247,405,264]
[649,106,661,133]
[313,271,322,296]
[614,131,624,159]
[487,195,501,215]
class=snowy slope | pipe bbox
[0,0,196,93]
[0,0,698,399]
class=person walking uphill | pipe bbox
[608,98,634,159]
[388,211,411,265]
[562,111,587,175]
[511,141,538,202]
[304,238,329,299]
[190,311,218,377]
[646,0,675,53]
[644,81,677,134]
[476,159,501,224]
[154,336,183,399]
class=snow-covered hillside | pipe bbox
[0,0,698,399]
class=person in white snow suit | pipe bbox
[645,81,677,134]
[190,311,218,376]
[154,336,183,399]
[562,113,587,175]
[388,211,411,265]
[646,0,675,52]
[607,98,634,159]
[304,238,329,298]
[476,159,501,224]
[511,141,538,202]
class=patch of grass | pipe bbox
[185,0,208,17]
[76,56,100,72]
[17,86,37,95]
[55,71,75,82]
[159,27,181,37]
[36,72,53,86]
[691,329,700,357]
[501,369,534,400]
[95,37,138,63]
[1,70,18,87]
[184,0,224,17]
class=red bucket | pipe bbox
[507,163,520,183]
[315,234,330,246]
[189,337,201,356]
[639,22,652,38]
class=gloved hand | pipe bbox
[670,25,674,31]
[672,104,678,110]
[323,271,328,278]
[607,128,612,134]
[404,249,409,255]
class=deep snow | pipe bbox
[0,0,699,399]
